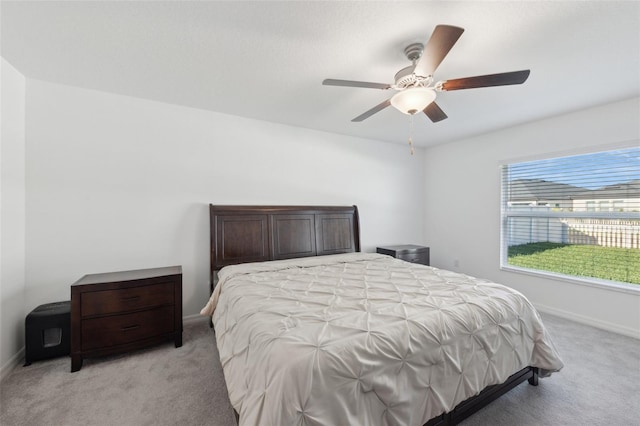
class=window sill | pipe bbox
[500,265,640,295]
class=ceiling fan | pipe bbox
[323,25,530,123]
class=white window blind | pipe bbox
[501,146,640,286]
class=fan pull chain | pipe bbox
[408,114,415,156]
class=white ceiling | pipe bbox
[2,1,639,147]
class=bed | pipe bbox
[202,205,563,425]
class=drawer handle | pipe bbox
[121,324,140,331]
[121,296,141,302]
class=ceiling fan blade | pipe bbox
[423,101,448,123]
[323,79,391,90]
[351,99,391,122]
[440,70,530,91]
[413,25,464,77]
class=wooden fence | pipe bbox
[564,218,640,249]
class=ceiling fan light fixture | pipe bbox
[323,25,530,124]
[390,87,436,115]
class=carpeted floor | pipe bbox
[0,318,236,426]
[0,313,638,426]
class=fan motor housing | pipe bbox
[394,66,417,88]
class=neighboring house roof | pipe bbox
[509,179,640,201]
[509,179,588,201]
[590,179,640,200]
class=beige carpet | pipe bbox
[0,318,236,426]
[1,314,639,425]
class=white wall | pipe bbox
[424,97,640,338]
[24,79,426,327]
[11,77,637,374]
[1,58,27,376]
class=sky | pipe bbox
[509,147,640,190]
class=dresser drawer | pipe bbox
[81,282,174,317]
[398,252,430,265]
[377,245,430,266]
[81,305,174,351]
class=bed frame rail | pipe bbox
[425,367,539,426]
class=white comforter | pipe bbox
[202,253,563,426]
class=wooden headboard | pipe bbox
[209,205,361,278]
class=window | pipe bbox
[501,146,640,287]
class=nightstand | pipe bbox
[70,266,182,372]
[377,244,430,266]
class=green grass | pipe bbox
[507,242,640,285]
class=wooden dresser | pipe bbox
[70,266,182,372]
[377,244,430,266]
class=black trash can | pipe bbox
[24,301,71,366]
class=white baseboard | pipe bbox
[0,347,25,382]
[183,313,209,325]
[534,302,640,340]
